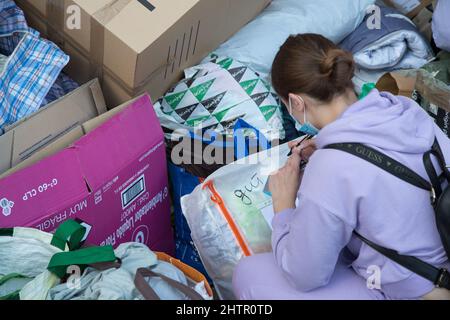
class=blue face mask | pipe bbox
[288,95,319,136]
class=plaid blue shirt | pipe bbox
[0,0,78,132]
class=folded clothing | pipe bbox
[211,0,375,79]
[0,0,76,132]
[340,5,434,71]
[432,0,450,52]
[42,72,79,106]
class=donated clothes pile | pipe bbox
[1,0,450,300]
[0,0,77,134]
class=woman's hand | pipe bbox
[268,138,317,214]
[290,138,317,162]
[269,147,302,214]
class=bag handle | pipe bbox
[134,268,204,300]
[0,220,86,251]
[423,150,443,203]
[0,273,30,300]
[325,141,450,289]
[51,219,87,251]
[354,232,450,289]
[0,228,13,237]
[47,245,117,278]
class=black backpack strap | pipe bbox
[324,142,450,290]
[431,139,450,180]
[355,232,450,290]
[423,139,450,204]
[423,150,443,201]
[324,143,431,191]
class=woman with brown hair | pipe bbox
[232,34,450,300]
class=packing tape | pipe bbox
[90,0,133,81]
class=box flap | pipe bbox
[0,148,90,227]
[376,72,417,97]
[75,94,164,190]
[73,0,113,15]
[1,79,106,172]
[82,95,142,133]
[1,126,85,180]
[0,131,13,173]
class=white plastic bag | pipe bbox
[181,142,291,299]
[154,55,285,142]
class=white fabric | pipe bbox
[0,228,63,300]
[211,0,375,79]
[47,243,211,300]
[1,229,210,300]
[353,68,387,95]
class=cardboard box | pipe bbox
[0,95,175,254]
[383,0,433,18]
[376,72,417,97]
[413,90,450,138]
[17,0,271,106]
[376,53,450,138]
[0,79,107,176]
[412,7,433,42]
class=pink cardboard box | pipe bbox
[0,95,175,255]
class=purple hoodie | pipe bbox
[272,90,450,299]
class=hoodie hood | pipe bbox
[316,89,435,154]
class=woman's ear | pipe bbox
[288,93,306,114]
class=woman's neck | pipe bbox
[317,89,358,129]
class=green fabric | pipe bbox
[47,246,116,278]
[0,290,20,300]
[0,273,29,301]
[0,228,13,237]
[51,220,86,251]
[0,273,28,286]
[359,83,376,100]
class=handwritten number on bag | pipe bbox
[234,190,252,206]
[234,173,264,206]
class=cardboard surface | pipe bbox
[0,79,106,175]
[17,0,270,106]
[383,0,433,18]
[376,72,417,97]
[0,95,175,253]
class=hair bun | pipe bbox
[271,34,356,102]
[320,49,355,84]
